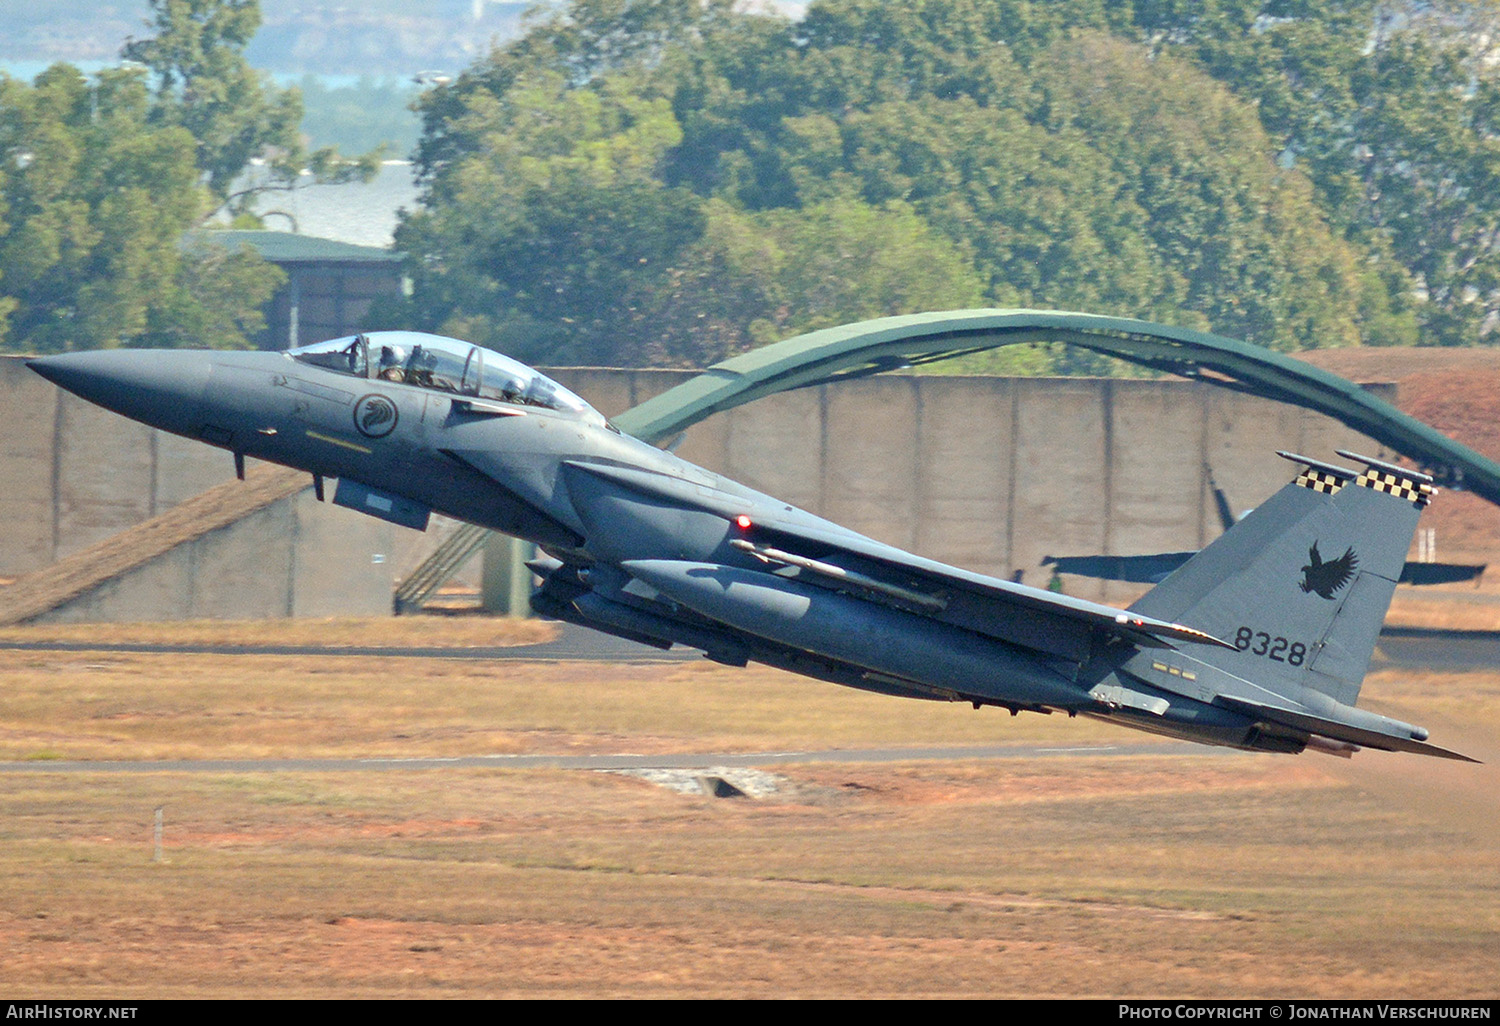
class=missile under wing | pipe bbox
[28,332,1476,762]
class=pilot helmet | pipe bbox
[379,345,406,368]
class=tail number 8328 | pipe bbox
[1233,627,1307,666]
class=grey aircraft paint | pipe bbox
[27,331,1476,762]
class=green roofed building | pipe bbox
[196,230,406,351]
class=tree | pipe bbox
[1025,32,1384,350]
[1119,0,1500,345]
[397,68,703,363]
[395,0,1436,369]
[622,194,987,365]
[0,65,283,353]
[399,57,988,366]
[123,0,379,222]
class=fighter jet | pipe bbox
[27,330,1475,762]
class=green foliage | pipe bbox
[1116,0,1495,346]
[0,64,283,353]
[398,56,991,365]
[123,0,380,220]
[621,194,987,365]
[397,0,1500,369]
[140,236,284,348]
[397,67,698,363]
[1028,32,1377,350]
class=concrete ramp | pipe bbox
[0,465,395,625]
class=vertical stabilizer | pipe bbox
[1129,452,1432,706]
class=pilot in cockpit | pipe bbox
[408,348,441,389]
[490,371,524,404]
[377,345,407,382]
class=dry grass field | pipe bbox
[0,618,1496,998]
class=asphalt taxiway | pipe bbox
[1,623,1494,668]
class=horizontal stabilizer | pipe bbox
[1047,550,1484,587]
[1215,694,1478,763]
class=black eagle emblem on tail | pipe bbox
[1300,542,1357,599]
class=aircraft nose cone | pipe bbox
[28,349,212,436]
[27,352,125,396]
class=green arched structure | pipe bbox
[402,309,1500,612]
[614,308,1500,505]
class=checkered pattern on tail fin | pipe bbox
[1354,469,1435,508]
[1339,449,1437,509]
[1296,468,1346,496]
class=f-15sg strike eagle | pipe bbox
[28,330,1475,762]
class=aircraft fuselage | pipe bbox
[28,331,1468,761]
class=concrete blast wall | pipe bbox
[0,356,233,572]
[34,489,396,624]
[0,356,1392,617]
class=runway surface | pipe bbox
[0,741,1199,774]
[2,623,1495,668]
[0,623,696,663]
[0,624,1490,775]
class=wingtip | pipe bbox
[1374,738,1483,764]
[1442,747,1485,765]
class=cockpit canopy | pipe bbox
[287,331,603,423]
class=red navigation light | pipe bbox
[734,514,752,530]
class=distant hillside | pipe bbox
[2,1,530,75]
[0,2,147,62]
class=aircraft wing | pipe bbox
[561,461,1232,662]
[732,513,1234,655]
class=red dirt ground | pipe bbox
[1295,347,1500,555]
